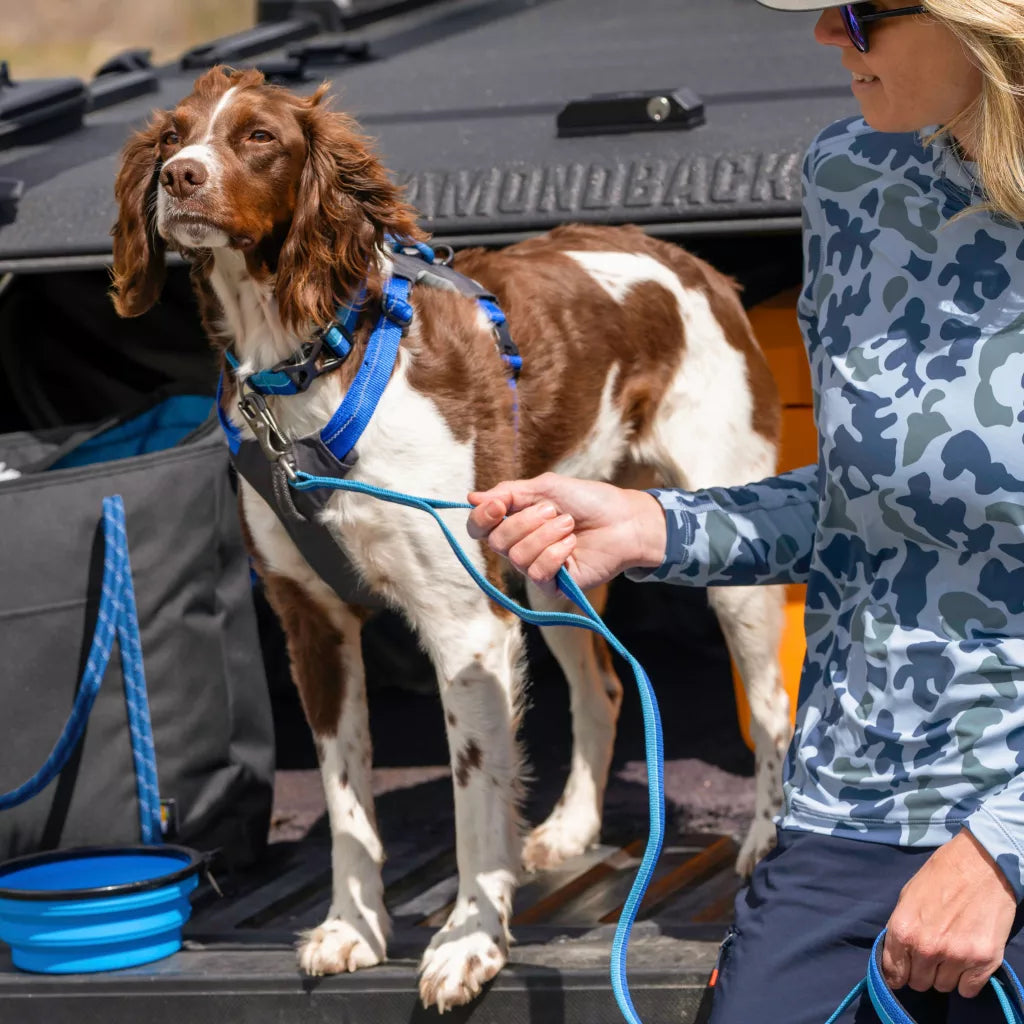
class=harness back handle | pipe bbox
[825,931,1024,1024]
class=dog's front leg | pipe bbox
[412,601,525,1012]
[245,488,389,975]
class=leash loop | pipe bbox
[823,931,1024,1024]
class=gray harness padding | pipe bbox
[234,434,383,607]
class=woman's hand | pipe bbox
[882,829,1017,998]
[467,472,667,596]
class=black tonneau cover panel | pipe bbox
[0,0,856,269]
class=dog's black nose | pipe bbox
[160,159,207,199]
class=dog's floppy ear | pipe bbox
[110,114,168,318]
[276,85,424,332]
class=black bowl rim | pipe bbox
[0,844,204,902]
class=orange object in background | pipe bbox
[731,288,815,750]
[747,287,813,407]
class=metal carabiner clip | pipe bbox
[237,391,298,480]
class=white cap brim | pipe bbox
[755,0,846,9]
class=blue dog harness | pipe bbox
[216,239,521,603]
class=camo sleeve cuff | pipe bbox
[964,804,1024,903]
[624,463,820,587]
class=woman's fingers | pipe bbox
[468,475,568,525]
[959,962,1001,1000]
[932,959,962,994]
[465,483,579,591]
[522,534,578,596]
[905,949,940,993]
[881,929,912,991]
[483,503,563,557]
[466,482,543,540]
[507,514,575,577]
[466,497,508,539]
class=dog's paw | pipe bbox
[297,917,386,975]
[419,928,506,1012]
[736,816,777,878]
[522,812,599,872]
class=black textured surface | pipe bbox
[0,952,710,1024]
[0,0,857,268]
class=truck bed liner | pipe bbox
[0,763,743,1023]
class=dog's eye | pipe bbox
[161,130,181,147]
[248,129,274,143]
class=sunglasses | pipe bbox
[840,3,927,52]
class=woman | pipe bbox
[467,2,1024,1021]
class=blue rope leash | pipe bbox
[825,970,1024,1023]
[823,931,1024,1023]
[823,979,867,1024]
[0,496,162,844]
[289,469,664,1024]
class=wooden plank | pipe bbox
[509,840,645,927]
[598,836,736,924]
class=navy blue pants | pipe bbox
[708,830,1024,1024]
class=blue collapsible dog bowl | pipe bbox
[0,845,202,973]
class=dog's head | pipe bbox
[111,65,421,330]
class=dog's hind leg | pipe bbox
[241,485,389,976]
[705,583,789,875]
[637,395,791,877]
[522,582,623,871]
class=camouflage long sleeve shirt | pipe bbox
[634,117,1024,898]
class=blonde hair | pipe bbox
[923,0,1024,221]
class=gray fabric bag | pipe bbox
[0,403,275,868]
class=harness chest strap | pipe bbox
[216,241,521,605]
[228,289,364,397]
[216,273,412,608]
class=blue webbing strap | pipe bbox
[0,496,162,844]
[390,236,436,263]
[215,278,412,466]
[216,373,242,455]
[825,931,1024,1024]
[478,297,522,433]
[320,277,412,461]
[288,468,664,1024]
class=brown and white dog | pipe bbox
[111,66,791,1010]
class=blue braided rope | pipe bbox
[289,469,664,1024]
[0,502,123,811]
[0,496,162,844]
[107,498,162,843]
